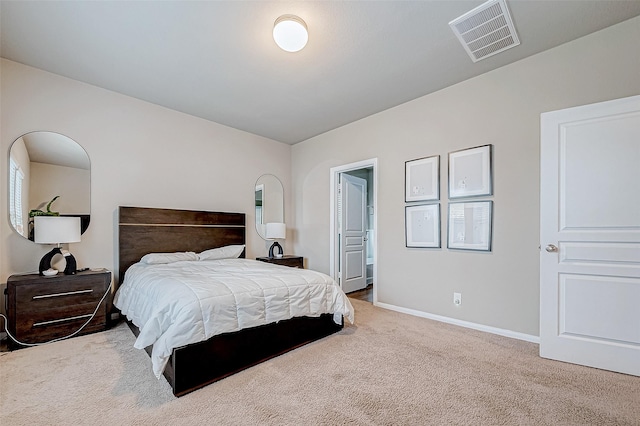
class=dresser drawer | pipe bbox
[14,307,107,344]
[14,276,107,312]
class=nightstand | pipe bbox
[256,255,304,269]
[6,269,112,350]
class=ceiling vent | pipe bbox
[449,0,520,62]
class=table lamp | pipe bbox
[265,222,286,258]
[34,216,81,276]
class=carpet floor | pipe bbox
[1,299,638,425]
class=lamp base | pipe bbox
[63,251,77,275]
[268,241,283,258]
[39,247,77,276]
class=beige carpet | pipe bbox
[1,299,638,425]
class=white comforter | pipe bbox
[114,258,354,378]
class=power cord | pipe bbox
[0,282,112,348]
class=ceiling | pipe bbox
[2,1,639,145]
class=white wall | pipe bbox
[1,59,292,314]
[292,17,640,337]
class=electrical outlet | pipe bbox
[453,292,462,306]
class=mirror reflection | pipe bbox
[9,132,91,240]
[255,174,284,239]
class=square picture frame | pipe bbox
[405,155,439,202]
[405,203,440,248]
[447,200,492,251]
[448,144,492,199]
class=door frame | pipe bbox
[330,158,378,303]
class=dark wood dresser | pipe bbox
[256,255,304,269]
[6,269,112,350]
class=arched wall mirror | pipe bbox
[8,131,91,241]
[255,174,284,239]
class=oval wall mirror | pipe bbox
[255,174,284,239]
[8,131,91,241]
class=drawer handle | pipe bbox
[33,289,94,300]
[33,314,93,327]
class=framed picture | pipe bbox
[405,155,439,202]
[448,144,492,199]
[447,201,492,251]
[405,203,440,248]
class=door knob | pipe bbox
[545,244,558,253]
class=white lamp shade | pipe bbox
[265,222,286,240]
[34,216,81,244]
[273,15,308,52]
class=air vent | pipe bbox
[449,0,520,62]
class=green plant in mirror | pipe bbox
[29,195,61,217]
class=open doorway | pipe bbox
[330,159,377,304]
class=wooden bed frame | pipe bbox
[118,206,343,397]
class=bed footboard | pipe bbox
[127,314,343,397]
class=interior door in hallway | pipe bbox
[339,173,367,293]
[540,95,640,376]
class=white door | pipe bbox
[540,95,640,376]
[339,173,367,293]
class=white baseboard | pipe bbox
[374,301,540,344]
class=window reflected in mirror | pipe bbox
[8,132,91,241]
[255,184,264,235]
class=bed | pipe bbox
[115,206,353,396]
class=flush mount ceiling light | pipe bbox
[273,15,308,52]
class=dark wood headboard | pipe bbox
[118,206,245,284]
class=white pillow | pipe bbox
[140,251,198,264]
[198,245,245,261]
